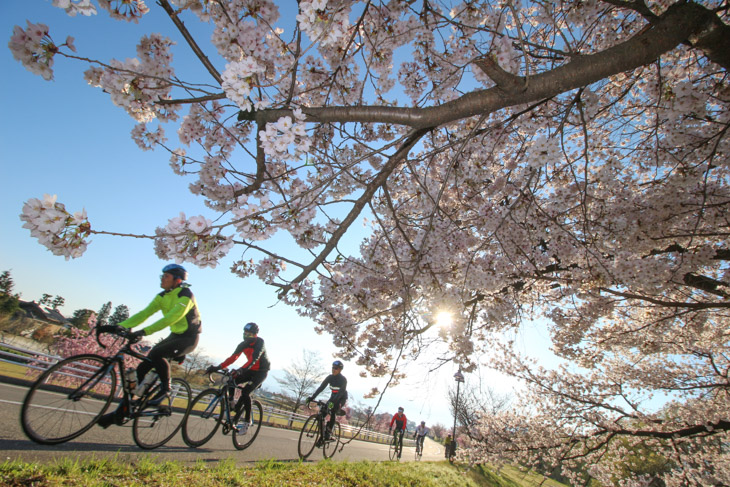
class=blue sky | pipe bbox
[0,0,513,427]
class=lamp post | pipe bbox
[450,369,465,460]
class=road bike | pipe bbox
[415,435,424,461]
[297,400,343,460]
[20,326,192,449]
[389,429,404,461]
[181,369,263,450]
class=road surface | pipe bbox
[0,381,444,465]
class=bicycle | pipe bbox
[181,369,263,450]
[297,400,343,460]
[388,428,404,461]
[20,326,192,449]
[415,435,424,461]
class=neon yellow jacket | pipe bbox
[119,286,201,336]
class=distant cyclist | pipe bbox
[414,421,429,453]
[306,360,347,440]
[206,322,270,434]
[99,263,201,427]
[389,406,407,458]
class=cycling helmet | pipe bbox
[243,322,259,335]
[398,407,404,412]
[421,421,425,425]
[332,360,344,370]
[162,263,187,281]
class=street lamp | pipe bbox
[450,369,465,460]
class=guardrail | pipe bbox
[0,341,414,447]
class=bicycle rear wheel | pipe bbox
[232,399,263,450]
[133,378,191,449]
[21,354,115,445]
[297,414,320,460]
[322,421,341,459]
[182,388,223,447]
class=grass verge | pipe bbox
[0,457,561,487]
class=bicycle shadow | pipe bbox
[0,437,191,453]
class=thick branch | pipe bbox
[158,0,223,85]
[256,3,728,129]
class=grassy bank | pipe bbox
[0,457,565,487]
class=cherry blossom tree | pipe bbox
[9,0,730,483]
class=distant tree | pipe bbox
[449,377,511,430]
[430,423,447,440]
[178,347,212,383]
[95,301,112,327]
[276,349,325,413]
[0,271,16,295]
[38,293,52,307]
[69,309,96,331]
[50,295,65,310]
[108,304,130,326]
[0,270,20,315]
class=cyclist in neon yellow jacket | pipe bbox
[121,263,202,405]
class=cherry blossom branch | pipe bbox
[277,127,432,297]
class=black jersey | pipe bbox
[312,373,347,402]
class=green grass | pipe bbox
[0,457,566,487]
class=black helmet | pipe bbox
[244,322,259,335]
[332,360,344,370]
[162,263,187,281]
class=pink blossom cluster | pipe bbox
[52,0,97,17]
[259,109,311,160]
[154,212,234,268]
[296,0,352,48]
[83,33,177,123]
[8,21,76,80]
[20,195,91,260]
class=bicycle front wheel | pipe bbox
[182,388,223,448]
[21,354,116,445]
[322,421,341,459]
[232,399,263,450]
[297,414,320,460]
[389,435,399,461]
[415,442,422,461]
[133,378,191,449]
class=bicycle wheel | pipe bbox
[133,378,191,449]
[182,388,223,447]
[297,414,320,460]
[389,435,399,461]
[415,441,422,461]
[322,421,341,459]
[21,354,115,445]
[232,399,263,450]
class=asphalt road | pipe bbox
[0,381,445,465]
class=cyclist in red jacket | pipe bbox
[206,322,270,434]
[389,407,407,458]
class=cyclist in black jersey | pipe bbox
[206,322,270,434]
[306,360,347,440]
